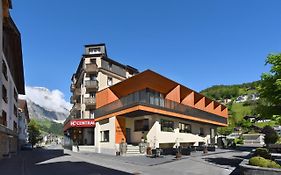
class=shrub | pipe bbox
[253,148,271,159]
[249,156,281,169]
[234,137,244,144]
[262,125,279,145]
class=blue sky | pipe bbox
[11,0,281,100]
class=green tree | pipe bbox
[217,126,233,136]
[262,125,279,146]
[28,119,41,147]
[257,53,281,118]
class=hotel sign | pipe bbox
[70,119,95,127]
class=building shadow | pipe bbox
[33,161,132,175]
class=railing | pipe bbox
[73,88,81,96]
[95,89,227,124]
[70,83,75,92]
[74,103,81,110]
[85,64,98,73]
[84,97,96,105]
[85,80,98,89]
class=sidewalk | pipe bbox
[64,148,248,175]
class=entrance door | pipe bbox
[126,128,131,144]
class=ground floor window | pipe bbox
[160,119,174,132]
[199,127,204,136]
[100,130,109,142]
[179,123,191,133]
[134,119,149,131]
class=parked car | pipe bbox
[226,133,240,139]
[21,143,33,150]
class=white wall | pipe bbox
[95,116,116,155]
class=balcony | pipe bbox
[73,103,81,111]
[84,97,96,106]
[70,96,76,104]
[73,88,81,97]
[70,83,75,92]
[95,89,227,125]
[85,80,98,91]
[85,64,98,73]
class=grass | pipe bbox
[254,121,276,128]
[231,103,254,121]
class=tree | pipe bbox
[217,126,233,136]
[262,125,279,146]
[257,53,281,118]
[28,119,41,147]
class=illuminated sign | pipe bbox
[70,119,95,128]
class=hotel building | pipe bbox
[94,70,228,155]
[0,0,26,159]
[64,43,139,150]
[64,49,228,154]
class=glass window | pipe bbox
[108,63,112,71]
[101,130,109,142]
[179,123,191,133]
[199,127,204,136]
[160,119,174,132]
[2,85,7,103]
[107,77,113,86]
[134,119,149,131]
[2,60,7,80]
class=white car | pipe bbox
[226,133,240,139]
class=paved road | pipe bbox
[0,145,131,175]
[0,145,250,175]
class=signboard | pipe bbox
[63,119,95,131]
[70,119,95,127]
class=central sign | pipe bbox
[70,119,95,128]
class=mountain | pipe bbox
[200,81,260,126]
[24,86,71,123]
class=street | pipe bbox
[0,145,250,175]
[0,145,131,175]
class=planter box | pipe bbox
[240,159,281,175]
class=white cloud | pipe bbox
[25,86,71,113]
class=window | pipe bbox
[14,105,17,117]
[100,130,109,142]
[89,74,97,81]
[134,119,149,131]
[2,60,7,80]
[199,127,204,136]
[89,92,96,98]
[0,111,7,126]
[179,123,191,133]
[13,121,17,132]
[14,88,18,102]
[2,85,7,103]
[89,110,94,118]
[89,47,101,54]
[160,119,174,132]
[90,58,96,63]
[108,63,112,71]
[107,77,113,86]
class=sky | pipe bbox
[11,0,281,100]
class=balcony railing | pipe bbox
[73,103,81,111]
[85,64,98,73]
[70,96,76,104]
[85,80,98,90]
[70,83,75,92]
[73,88,81,97]
[95,89,227,125]
[84,97,96,106]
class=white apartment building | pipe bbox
[64,43,138,150]
[0,0,26,159]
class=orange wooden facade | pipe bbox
[96,70,228,128]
